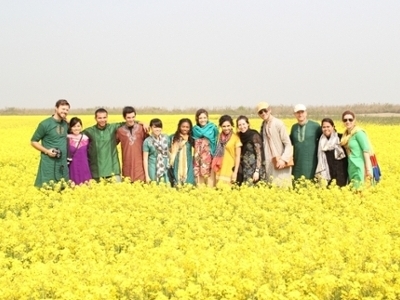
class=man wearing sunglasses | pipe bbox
[257,102,293,187]
[290,104,322,181]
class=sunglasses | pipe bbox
[343,118,354,122]
[258,108,269,115]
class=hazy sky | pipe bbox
[1,0,399,109]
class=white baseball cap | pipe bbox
[294,104,306,113]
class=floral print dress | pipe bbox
[194,138,213,178]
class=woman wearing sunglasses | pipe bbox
[340,110,373,188]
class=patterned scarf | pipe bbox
[211,131,232,172]
[170,136,188,184]
[340,125,362,155]
[192,122,218,156]
[151,134,169,180]
[316,131,346,181]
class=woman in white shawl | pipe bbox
[315,118,348,187]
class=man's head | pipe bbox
[54,99,70,120]
[257,102,271,121]
[294,104,307,124]
[95,108,108,129]
[122,106,136,127]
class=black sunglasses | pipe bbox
[343,118,354,122]
[258,108,268,115]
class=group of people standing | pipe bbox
[31,99,376,189]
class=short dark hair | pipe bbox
[219,115,234,127]
[68,117,82,133]
[95,108,108,117]
[122,106,136,118]
[150,118,163,128]
[195,109,209,126]
[55,99,70,108]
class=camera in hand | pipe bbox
[52,148,62,159]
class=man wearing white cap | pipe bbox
[290,104,322,180]
[257,101,293,187]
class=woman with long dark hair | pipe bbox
[169,118,195,185]
[315,118,348,187]
[236,115,265,185]
[212,115,242,186]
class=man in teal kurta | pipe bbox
[31,99,70,187]
[83,108,124,181]
[290,104,322,180]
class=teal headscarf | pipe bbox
[192,122,219,156]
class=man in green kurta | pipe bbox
[31,99,70,187]
[83,108,124,181]
[290,104,322,180]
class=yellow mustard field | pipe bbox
[1,115,400,299]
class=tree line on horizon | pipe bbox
[1,103,400,118]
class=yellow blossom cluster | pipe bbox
[0,115,399,299]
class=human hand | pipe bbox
[252,171,259,182]
[275,159,286,169]
[142,122,150,133]
[231,172,237,183]
[47,148,57,158]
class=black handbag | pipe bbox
[167,166,176,187]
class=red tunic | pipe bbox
[116,124,147,182]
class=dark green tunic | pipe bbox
[290,120,322,180]
[83,123,123,179]
[31,117,69,187]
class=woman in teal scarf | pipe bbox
[192,109,219,187]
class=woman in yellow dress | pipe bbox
[212,115,242,186]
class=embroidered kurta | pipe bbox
[215,133,242,185]
[290,120,322,180]
[83,123,123,179]
[31,117,69,187]
[143,134,170,183]
[67,134,92,185]
[261,117,293,187]
[116,124,147,182]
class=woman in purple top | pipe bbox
[67,117,92,185]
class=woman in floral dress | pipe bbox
[192,109,218,187]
